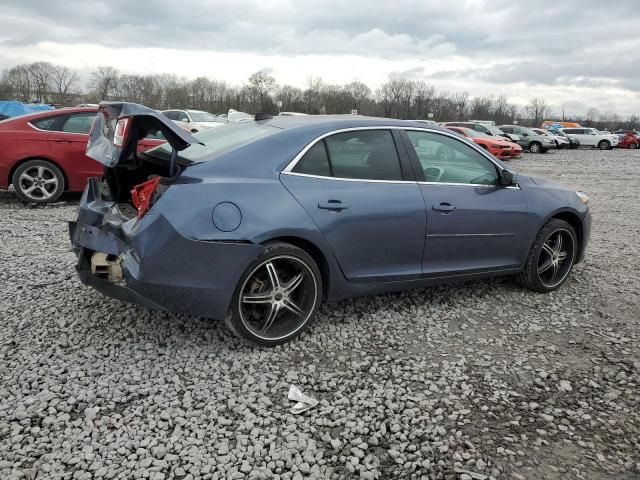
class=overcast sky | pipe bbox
[1,0,638,116]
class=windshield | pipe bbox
[485,125,506,135]
[188,111,221,122]
[146,122,279,162]
[466,128,492,139]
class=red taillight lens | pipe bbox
[131,177,161,219]
[114,117,131,147]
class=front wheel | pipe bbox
[12,159,65,203]
[529,142,542,153]
[518,219,577,292]
[598,140,611,150]
[225,242,323,346]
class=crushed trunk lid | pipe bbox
[87,102,203,168]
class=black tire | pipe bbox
[225,242,323,347]
[529,142,542,153]
[630,143,638,149]
[518,219,577,293]
[598,140,611,150]
[12,159,65,203]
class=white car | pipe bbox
[560,127,619,150]
[533,128,570,149]
[161,109,225,133]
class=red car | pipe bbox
[616,132,640,149]
[446,126,523,159]
[0,107,164,203]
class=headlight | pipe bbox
[544,139,553,143]
[575,191,590,207]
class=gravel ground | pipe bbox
[0,148,638,480]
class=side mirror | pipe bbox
[522,132,529,137]
[500,169,515,187]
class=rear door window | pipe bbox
[293,141,331,177]
[293,130,404,181]
[325,130,402,181]
[61,113,96,134]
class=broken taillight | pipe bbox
[113,117,131,147]
[131,177,161,219]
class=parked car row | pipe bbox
[0,107,637,205]
[0,107,164,203]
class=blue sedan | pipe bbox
[70,103,591,346]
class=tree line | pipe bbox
[1,61,638,130]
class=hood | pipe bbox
[194,122,225,129]
[87,102,203,168]
[528,175,569,190]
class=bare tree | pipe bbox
[303,76,323,113]
[1,65,33,101]
[28,62,55,103]
[50,65,79,104]
[90,66,120,102]
[451,91,469,120]
[584,107,599,127]
[247,71,277,110]
[344,81,371,111]
[525,98,551,127]
[277,84,304,112]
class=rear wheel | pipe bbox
[225,242,322,346]
[529,142,542,153]
[598,140,611,150]
[12,159,65,203]
[630,143,638,149]
[519,219,577,292]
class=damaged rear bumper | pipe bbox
[70,178,263,320]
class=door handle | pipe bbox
[432,203,456,213]
[54,140,71,143]
[318,200,348,211]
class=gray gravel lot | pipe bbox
[0,148,638,480]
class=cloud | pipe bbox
[0,0,638,115]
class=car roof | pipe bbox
[0,106,97,124]
[258,114,455,135]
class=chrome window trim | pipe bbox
[282,125,512,179]
[281,171,415,185]
[28,112,96,135]
[28,122,91,136]
[418,181,520,190]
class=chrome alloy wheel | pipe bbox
[238,255,318,341]
[537,228,575,288]
[18,166,59,201]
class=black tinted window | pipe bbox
[31,116,58,131]
[294,142,331,176]
[406,130,499,185]
[325,130,402,181]
[163,111,177,120]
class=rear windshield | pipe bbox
[146,122,279,162]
